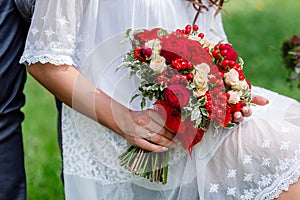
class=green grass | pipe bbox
[22,77,64,200]
[222,0,300,100]
[22,0,300,199]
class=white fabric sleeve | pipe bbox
[20,0,87,67]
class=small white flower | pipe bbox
[227,169,237,178]
[243,173,253,182]
[149,55,167,74]
[258,174,273,187]
[280,141,290,151]
[30,26,39,36]
[45,27,55,37]
[227,187,236,196]
[209,184,219,193]
[34,40,45,49]
[261,158,271,167]
[277,159,290,172]
[243,154,253,164]
[262,139,271,149]
[241,189,255,200]
[57,16,69,26]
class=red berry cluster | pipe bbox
[171,58,194,81]
[206,73,232,126]
[176,24,205,39]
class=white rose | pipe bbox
[224,69,240,86]
[194,87,208,98]
[193,71,209,97]
[149,55,167,73]
[194,63,210,75]
[232,79,249,91]
[227,90,242,104]
[145,39,161,55]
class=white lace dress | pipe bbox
[20,0,300,199]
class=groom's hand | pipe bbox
[233,94,269,122]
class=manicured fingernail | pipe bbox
[162,147,168,152]
[236,113,242,119]
[265,99,269,104]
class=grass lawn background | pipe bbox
[22,0,300,199]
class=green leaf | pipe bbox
[141,98,146,109]
[130,94,140,103]
[125,28,132,37]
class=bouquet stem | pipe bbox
[119,146,169,184]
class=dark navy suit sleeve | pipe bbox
[0,1,29,199]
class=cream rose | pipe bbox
[224,69,240,86]
[232,79,249,91]
[194,63,210,74]
[193,71,209,97]
[149,55,167,73]
[200,38,214,49]
[145,39,161,55]
[227,90,242,104]
[194,87,208,98]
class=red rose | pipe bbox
[160,33,214,66]
[184,39,213,65]
[176,119,205,156]
[154,100,205,156]
[153,100,181,133]
[160,33,187,63]
[163,84,190,108]
[134,28,161,44]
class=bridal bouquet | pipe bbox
[118,25,252,184]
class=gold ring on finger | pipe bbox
[145,131,153,140]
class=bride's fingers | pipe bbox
[232,111,243,123]
[131,137,169,152]
[144,131,177,148]
[144,120,174,140]
[136,110,174,140]
[241,105,252,117]
[148,109,166,127]
[251,94,269,106]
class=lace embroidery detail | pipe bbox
[259,165,300,199]
[20,53,74,66]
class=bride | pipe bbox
[21,0,300,199]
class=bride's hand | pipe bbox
[233,94,269,122]
[121,109,175,152]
